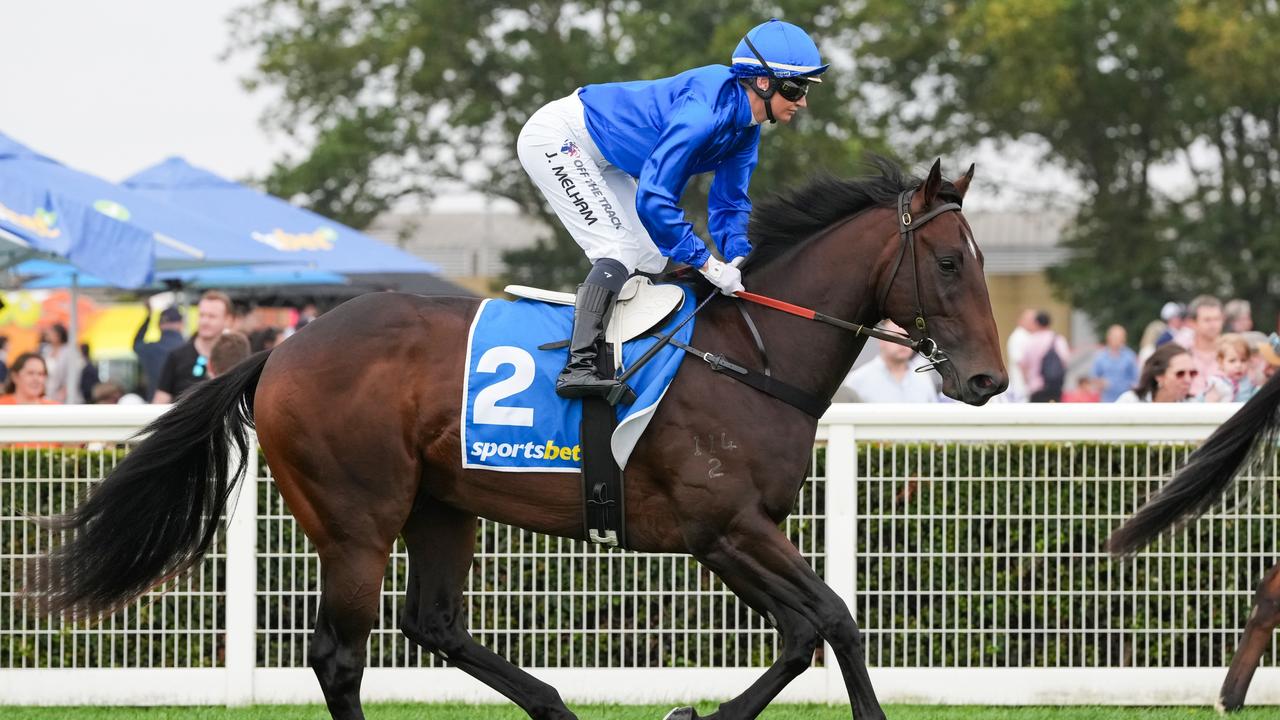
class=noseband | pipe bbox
[875,188,962,372]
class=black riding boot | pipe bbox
[556,281,622,399]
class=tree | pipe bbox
[231,1,879,291]
[846,0,1280,336]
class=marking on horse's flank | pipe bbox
[694,432,739,478]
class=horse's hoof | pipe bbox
[1217,696,1243,715]
[663,708,698,720]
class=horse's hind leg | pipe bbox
[400,499,577,720]
[270,455,413,719]
[1219,560,1280,712]
[309,542,395,720]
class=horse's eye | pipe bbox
[938,257,958,274]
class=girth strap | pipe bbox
[666,336,830,420]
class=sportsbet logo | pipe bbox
[471,439,582,463]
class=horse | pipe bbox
[1109,370,1280,712]
[28,158,1006,720]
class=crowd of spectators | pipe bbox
[0,290,308,406]
[841,295,1280,404]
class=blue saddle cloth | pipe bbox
[462,286,696,472]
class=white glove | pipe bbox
[700,256,745,296]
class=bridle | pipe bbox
[876,188,963,372]
[735,187,963,374]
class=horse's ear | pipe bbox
[952,163,976,199]
[911,159,944,213]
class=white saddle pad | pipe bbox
[504,276,685,344]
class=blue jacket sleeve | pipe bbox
[708,132,758,261]
[635,97,715,269]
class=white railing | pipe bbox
[2,403,1279,707]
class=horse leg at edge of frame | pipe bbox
[399,498,579,720]
[309,544,397,720]
[692,516,884,720]
[662,572,822,720]
[1219,561,1280,713]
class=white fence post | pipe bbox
[823,422,857,703]
[224,434,259,705]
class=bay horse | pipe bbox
[29,158,1006,720]
[1109,370,1280,712]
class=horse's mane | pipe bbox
[746,156,962,269]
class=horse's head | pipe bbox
[878,160,1007,405]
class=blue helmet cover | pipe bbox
[731,19,828,81]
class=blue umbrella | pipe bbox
[1,135,155,287]
[124,157,441,277]
[14,259,347,290]
[0,133,289,287]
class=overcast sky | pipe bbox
[1,1,1097,212]
[0,1,288,182]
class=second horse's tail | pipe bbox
[1108,371,1280,555]
[26,350,271,615]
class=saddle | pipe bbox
[505,275,685,366]
[503,276,684,549]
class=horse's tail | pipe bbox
[26,350,271,616]
[1107,371,1280,556]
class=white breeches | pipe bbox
[516,91,666,275]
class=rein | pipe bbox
[603,188,964,416]
[734,188,961,372]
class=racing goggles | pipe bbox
[776,77,810,102]
[743,35,813,102]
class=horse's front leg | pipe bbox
[690,514,884,720]
[663,582,821,720]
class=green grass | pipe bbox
[0,705,1276,719]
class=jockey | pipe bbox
[517,18,827,399]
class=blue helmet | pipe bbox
[731,19,828,82]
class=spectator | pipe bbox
[209,332,252,378]
[0,353,57,405]
[1005,309,1037,402]
[1224,298,1253,333]
[1137,319,1165,367]
[249,327,281,353]
[1061,376,1102,403]
[231,300,257,334]
[1183,294,1223,397]
[1117,343,1197,403]
[77,343,100,404]
[0,336,8,387]
[1256,333,1280,383]
[91,381,145,405]
[1019,311,1070,403]
[134,304,186,401]
[295,302,319,331]
[41,323,84,404]
[1155,301,1186,347]
[153,291,233,404]
[1204,333,1255,403]
[1092,324,1139,403]
[843,321,938,403]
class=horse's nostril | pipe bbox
[971,374,995,390]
